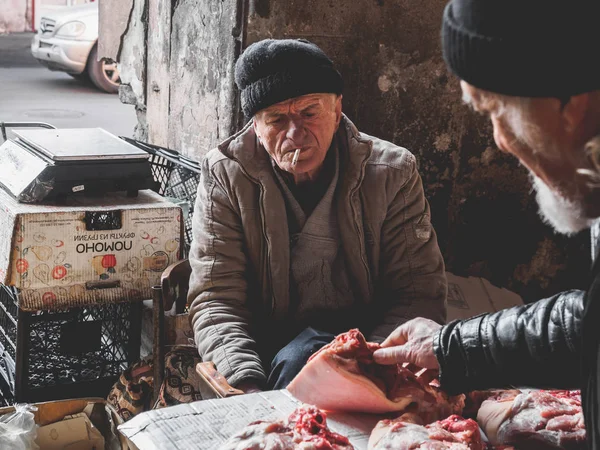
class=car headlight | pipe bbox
[55,21,86,39]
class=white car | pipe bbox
[30,3,119,93]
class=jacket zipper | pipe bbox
[350,140,374,298]
[226,156,276,315]
[258,185,276,315]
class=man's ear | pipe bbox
[334,94,343,127]
[562,92,589,135]
[252,118,260,142]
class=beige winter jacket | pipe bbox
[188,115,447,387]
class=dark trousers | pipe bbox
[267,327,335,390]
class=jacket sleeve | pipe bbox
[369,157,447,342]
[187,158,266,387]
[434,290,584,395]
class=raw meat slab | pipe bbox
[478,390,586,450]
[288,329,465,419]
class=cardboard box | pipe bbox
[36,412,104,450]
[0,189,182,311]
[446,272,524,321]
[0,397,128,450]
[118,390,378,450]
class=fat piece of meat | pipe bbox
[462,390,522,419]
[219,405,354,450]
[287,329,465,419]
[368,414,485,450]
[477,390,586,450]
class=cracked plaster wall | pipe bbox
[107,0,590,301]
[167,0,239,156]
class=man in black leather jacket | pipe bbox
[372,0,600,447]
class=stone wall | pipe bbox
[165,0,240,156]
[100,0,590,301]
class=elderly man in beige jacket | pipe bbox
[187,38,447,394]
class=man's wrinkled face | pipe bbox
[253,93,342,177]
[461,81,597,234]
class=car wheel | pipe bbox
[87,44,120,94]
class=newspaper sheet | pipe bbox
[118,390,381,449]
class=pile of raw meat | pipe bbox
[478,389,586,450]
[364,389,587,449]
[218,405,354,450]
[368,413,485,449]
[222,330,587,449]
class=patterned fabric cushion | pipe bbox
[108,346,206,422]
[107,357,154,422]
[157,346,204,408]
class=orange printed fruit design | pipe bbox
[102,254,117,268]
[52,265,67,280]
[15,259,29,274]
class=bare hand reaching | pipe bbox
[372,317,441,369]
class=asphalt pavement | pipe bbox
[0,32,137,138]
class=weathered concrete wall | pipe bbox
[100,0,241,150]
[166,0,240,156]
[0,0,30,33]
[104,0,590,301]
[97,0,132,62]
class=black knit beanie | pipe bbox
[442,0,600,98]
[235,39,343,118]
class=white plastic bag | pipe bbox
[0,404,39,450]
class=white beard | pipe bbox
[531,175,596,235]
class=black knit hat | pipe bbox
[235,39,343,118]
[442,0,600,98]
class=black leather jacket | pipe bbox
[434,264,600,445]
[434,288,584,393]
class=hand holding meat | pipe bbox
[288,329,464,420]
[372,318,441,370]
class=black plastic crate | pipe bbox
[0,285,142,404]
[120,137,202,258]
